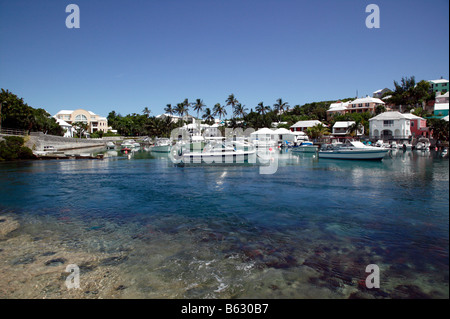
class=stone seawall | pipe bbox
[25,132,106,151]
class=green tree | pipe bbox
[193,98,205,120]
[202,108,215,125]
[255,102,271,116]
[226,94,239,118]
[385,76,433,112]
[0,89,63,135]
[306,123,329,141]
[233,103,248,119]
[142,107,151,118]
[164,104,174,116]
[273,98,290,122]
[72,121,89,138]
[428,118,449,143]
[213,103,227,121]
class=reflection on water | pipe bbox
[0,147,448,299]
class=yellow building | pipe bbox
[54,109,109,133]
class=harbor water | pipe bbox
[0,148,448,298]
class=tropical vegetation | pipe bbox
[1,74,449,143]
[0,89,63,136]
[0,136,34,161]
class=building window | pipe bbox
[383,120,394,127]
[75,114,88,123]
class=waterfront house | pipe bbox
[369,111,428,141]
[326,101,351,120]
[332,121,364,137]
[347,97,385,114]
[429,78,449,94]
[54,109,109,134]
[434,91,449,118]
[290,120,323,132]
[373,88,391,99]
[402,113,429,138]
[156,113,182,123]
[54,118,74,137]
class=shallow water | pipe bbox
[0,148,448,298]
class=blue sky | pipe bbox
[0,0,448,118]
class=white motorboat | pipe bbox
[106,141,115,149]
[291,141,318,153]
[173,139,255,164]
[318,140,390,160]
[415,138,431,151]
[150,138,172,153]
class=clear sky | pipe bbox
[0,0,448,118]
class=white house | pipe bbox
[179,119,220,139]
[54,118,74,137]
[434,91,449,118]
[332,121,363,136]
[327,101,351,119]
[290,120,323,132]
[369,111,415,140]
[373,88,391,99]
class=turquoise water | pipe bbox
[0,149,448,298]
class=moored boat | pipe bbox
[318,140,390,160]
[150,138,172,153]
[291,141,318,153]
[172,139,255,164]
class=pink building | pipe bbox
[403,114,429,138]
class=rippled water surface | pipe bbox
[0,149,448,298]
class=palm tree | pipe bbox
[164,104,174,116]
[226,94,239,118]
[273,98,290,122]
[213,103,227,121]
[255,102,271,116]
[142,107,151,118]
[233,103,248,119]
[202,108,215,125]
[193,98,205,120]
[306,123,329,141]
[348,120,364,137]
[182,98,191,115]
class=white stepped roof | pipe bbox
[350,97,385,105]
[333,121,355,128]
[291,120,322,128]
[251,128,275,135]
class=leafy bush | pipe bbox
[0,136,35,161]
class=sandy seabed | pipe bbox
[0,212,448,299]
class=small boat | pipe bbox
[291,141,318,153]
[120,140,135,149]
[318,140,390,160]
[441,148,448,158]
[415,137,431,151]
[150,138,172,153]
[120,147,132,154]
[106,141,115,149]
[173,139,255,164]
